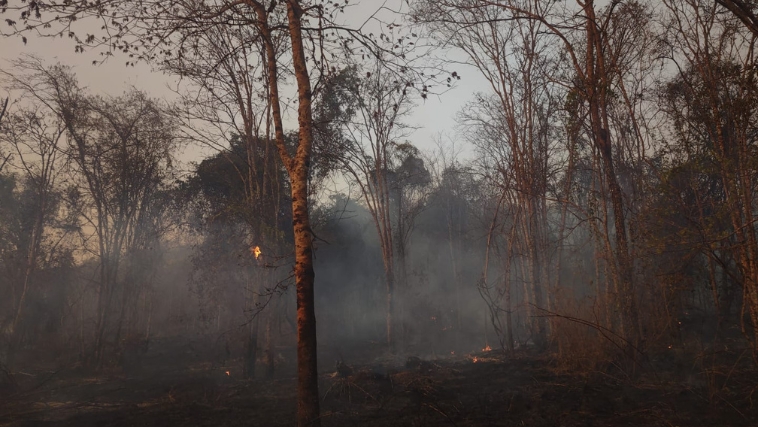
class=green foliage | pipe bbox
[184,133,291,240]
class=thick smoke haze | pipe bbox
[1,1,758,426]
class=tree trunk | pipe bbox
[384,261,396,352]
[447,200,463,344]
[285,2,321,425]
[253,1,321,423]
[583,1,640,349]
[504,269,514,352]
[396,195,407,351]
[290,161,320,427]
[244,315,259,379]
[265,311,275,378]
[527,231,547,349]
[9,208,44,352]
[244,271,261,379]
[94,257,116,367]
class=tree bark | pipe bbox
[249,1,321,423]
[285,2,321,425]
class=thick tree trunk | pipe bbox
[290,165,320,427]
[252,1,321,424]
[285,2,321,426]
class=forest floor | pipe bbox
[1,337,756,427]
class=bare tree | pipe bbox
[4,59,177,365]
[661,0,758,355]
[319,61,418,352]
[0,105,65,350]
[0,103,65,354]
[415,0,655,350]
[3,0,442,418]
[163,18,292,379]
[716,0,758,37]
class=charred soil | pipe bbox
[1,339,756,427]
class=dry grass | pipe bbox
[548,295,619,373]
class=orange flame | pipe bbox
[225,370,231,376]
[471,356,479,363]
[482,345,492,352]
[251,246,262,259]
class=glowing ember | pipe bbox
[482,345,492,352]
[225,370,231,376]
[251,246,262,259]
[471,356,479,363]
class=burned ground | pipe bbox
[2,337,755,427]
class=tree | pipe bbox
[436,2,559,347]
[184,133,291,378]
[3,1,449,422]
[0,103,66,353]
[162,17,296,379]
[426,151,485,347]
[316,62,426,352]
[4,59,177,365]
[391,142,432,346]
[414,0,652,351]
[660,0,758,353]
[716,0,758,37]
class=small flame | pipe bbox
[482,345,492,352]
[225,370,231,376]
[471,356,479,363]
[251,246,262,259]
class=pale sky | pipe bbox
[0,1,487,169]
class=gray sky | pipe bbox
[0,1,487,168]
